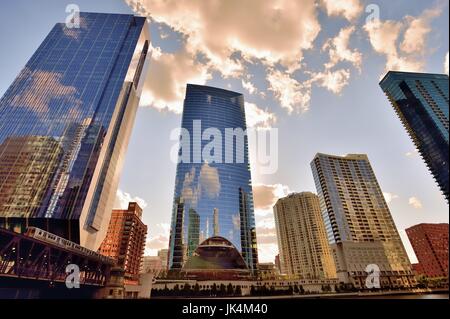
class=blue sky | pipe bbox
[0,0,448,262]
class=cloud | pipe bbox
[145,223,170,256]
[320,0,363,21]
[266,68,312,113]
[253,183,291,212]
[251,183,291,261]
[310,69,351,94]
[405,149,420,158]
[445,52,449,75]
[364,4,443,75]
[245,102,277,129]
[400,7,442,54]
[257,243,279,263]
[408,197,423,209]
[11,68,82,116]
[114,189,148,209]
[383,192,399,204]
[129,0,321,71]
[242,80,257,95]
[323,26,362,71]
[199,162,221,198]
[181,167,200,208]
[140,46,211,114]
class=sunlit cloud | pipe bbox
[266,68,312,113]
[323,26,362,71]
[139,45,211,114]
[408,196,423,209]
[114,189,148,209]
[364,4,443,75]
[320,0,363,22]
[145,223,170,256]
[245,102,277,129]
[383,192,399,204]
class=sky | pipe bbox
[0,0,448,263]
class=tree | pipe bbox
[287,285,294,295]
[219,284,227,297]
[227,284,234,296]
[173,284,180,297]
[211,284,218,297]
[235,285,242,296]
[299,285,305,294]
[193,283,200,296]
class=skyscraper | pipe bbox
[168,84,258,273]
[406,223,449,279]
[311,153,414,288]
[0,13,150,250]
[99,202,148,285]
[379,71,449,202]
[274,192,337,279]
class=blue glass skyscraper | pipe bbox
[0,13,150,250]
[380,71,449,202]
[168,84,258,273]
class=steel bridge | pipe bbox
[0,227,113,287]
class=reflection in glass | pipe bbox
[168,85,258,273]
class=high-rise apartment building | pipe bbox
[379,71,449,201]
[99,202,147,284]
[274,192,337,279]
[0,13,150,250]
[406,223,449,278]
[168,84,258,273]
[311,153,414,288]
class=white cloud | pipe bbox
[129,0,321,72]
[408,197,423,209]
[364,19,424,74]
[266,68,312,113]
[445,52,449,75]
[364,5,443,75]
[199,162,221,198]
[242,80,257,95]
[114,189,148,210]
[145,223,170,256]
[383,192,399,204]
[323,26,362,71]
[310,69,351,94]
[321,0,363,21]
[140,46,211,114]
[405,149,419,158]
[400,8,442,54]
[245,102,277,129]
[253,183,291,212]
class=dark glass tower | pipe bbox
[379,71,449,202]
[168,84,258,272]
[0,13,150,250]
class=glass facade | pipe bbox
[0,13,150,250]
[379,71,449,202]
[169,84,258,272]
